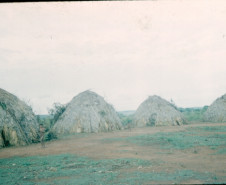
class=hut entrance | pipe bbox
[148,113,157,126]
[1,129,9,147]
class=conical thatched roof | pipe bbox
[133,95,186,127]
[0,88,39,148]
[203,94,226,122]
[53,90,122,134]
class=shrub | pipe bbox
[45,131,58,141]
[48,103,66,124]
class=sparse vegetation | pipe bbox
[0,154,224,184]
[48,102,66,124]
[179,106,208,122]
[187,125,226,132]
[1,123,226,184]
[103,126,226,152]
[118,112,133,127]
[126,131,225,151]
[35,103,66,141]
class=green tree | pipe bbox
[48,103,66,124]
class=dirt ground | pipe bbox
[0,122,226,181]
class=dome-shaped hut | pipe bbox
[0,88,39,148]
[53,90,122,134]
[133,95,186,127]
[203,94,226,122]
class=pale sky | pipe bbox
[0,1,226,114]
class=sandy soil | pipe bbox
[0,122,226,178]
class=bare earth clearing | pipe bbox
[0,122,226,184]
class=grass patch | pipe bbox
[0,154,224,185]
[119,170,224,184]
[0,154,151,185]
[187,126,226,132]
[125,131,226,150]
[103,126,226,152]
[213,148,226,155]
[58,133,89,140]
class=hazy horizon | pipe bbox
[0,1,226,114]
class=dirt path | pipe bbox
[0,122,226,177]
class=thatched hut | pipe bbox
[0,88,39,148]
[53,90,122,134]
[203,94,226,122]
[133,95,186,127]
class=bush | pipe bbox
[118,113,133,127]
[45,131,58,141]
[48,103,66,124]
[179,106,208,122]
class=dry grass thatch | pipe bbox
[0,88,39,148]
[53,90,122,134]
[133,95,186,127]
[203,94,226,122]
